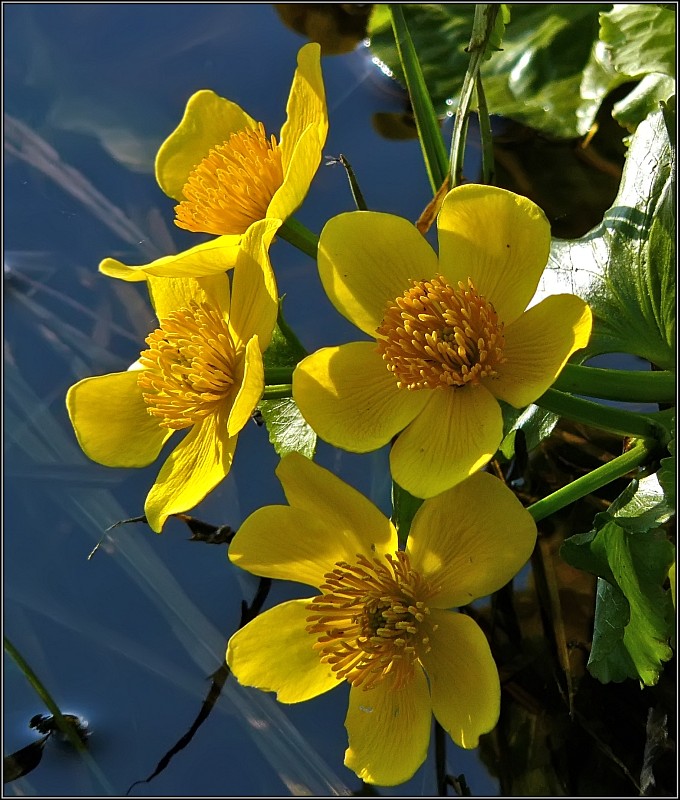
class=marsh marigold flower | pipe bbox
[100,42,327,282]
[293,184,593,498]
[227,453,537,786]
[66,219,279,532]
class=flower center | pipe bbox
[376,274,506,390]
[174,122,284,236]
[138,302,236,429]
[306,551,434,691]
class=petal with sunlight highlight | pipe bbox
[422,610,500,749]
[228,218,279,350]
[155,90,257,201]
[344,666,431,786]
[147,273,231,321]
[227,599,341,703]
[438,185,551,325]
[293,342,429,453]
[227,336,264,437]
[275,452,398,559]
[390,385,503,498]
[98,235,242,282]
[278,42,327,170]
[318,212,439,336]
[230,504,363,588]
[144,407,235,532]
[489,294,593,408]
[66,370,170,468]
[268,125,324,222]
[407,472,537,608]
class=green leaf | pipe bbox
[500,402,559,460]
[561,475,675,685]
[368,4,619,138]
[260,303,316,459]
[3,737,48,783]
[547,109,676,368]
[612,73,676,131]
[600,4,676,79]
[658,431,676,513]
[391,481,423,546]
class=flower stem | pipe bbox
[476,73,495,185]
[264,366,294,385]
[261,383,292,400]
[278,217,319,260]
[389,3,449,193]
[527,437,656,522]
[449,4,500,187]
[535,388,661,439]
[553,363,676,403]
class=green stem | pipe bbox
[262,383,292,400]
[389,4,449,193]
[277,217,319,260]
[536,388,660,439]
[450,4,500,186]
[264,366,294,385]
[527,438,656,522]
[4,636,87,753]
[475,73,495,185]
[554,363,676,403]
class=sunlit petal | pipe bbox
[155,89,257,201]
[146,273,231,321]
[98,235,242,281]
[227,599,341,703]
[488,294,593,408]
[275,452,398,559]
[293,342,428,452]
[268,125,323,222]
[422,610,500,749]
[407,472,537,608]
[144,407,235,532]
[318,211,439,336]
[66,371,170,468]
[227,336,264,437]
[438,185,551,324]
[390,385,503,498]
[344,666,431,786]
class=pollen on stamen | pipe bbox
[376,274,507,390]
[306,551,433,691]
[138,301,237,429]
[174,122,284,236]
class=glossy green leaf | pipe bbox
[600,4,676,79]
[612,73,675,131]
[260,306,316,459]
[368,4,619,138]
[658,432,676,513]
[500,402,559,461]
[561,474,675,685]
[547,110,675,368]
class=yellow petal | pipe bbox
[487,294,593,408]
[317,212,439,336]
[407,472,537,608]
[66,370,170,467]
[230,504,366,587]
[228,218,279,350]
[144,407,235,532]
[268,124,324,222]
[422,610,500,749]
[437,184,551,325]
[390,385,503,498]
[146,273,231,321]
[227,336,264,438]
[155,89,258,201]
[344,666,431,786]
[226,599,341,703]
[275,452,398,559]
[98,235,242,281]
[278,42,327,171]
[293,342,428,452]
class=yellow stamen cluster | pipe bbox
[175,122,284,236]
[376,274,506,390]
[138,302,236,429]
[306,551,435,691]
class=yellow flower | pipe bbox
[293,184,593,498]
[66,219,279,532]
[100,42,327,282]
[226,452,537,786]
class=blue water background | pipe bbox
[4,3,498,796]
